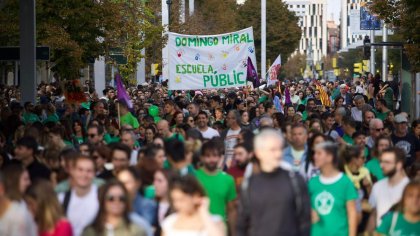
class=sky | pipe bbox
[326,0,341,24]
[237,0,342,25]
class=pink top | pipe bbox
[40,219,73,236]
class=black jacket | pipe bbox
[236,168,311,236]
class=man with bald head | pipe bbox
[237,129,310,236]
[157,120,184,142]
[366,118,384,148]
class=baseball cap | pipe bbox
[394,114,408,123]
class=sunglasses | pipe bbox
[88,134,96,138]
[374,128,384,132]
[106,195,126,203]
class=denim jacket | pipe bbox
[133,193,157,225]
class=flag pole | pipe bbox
[261,0,266,83]
[117,102,121,129]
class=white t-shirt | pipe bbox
[351,107,363,122]
[291,147,305,171]
[130,149,139,166]
[199,127,220,140]
[0,201,37,236]
[58,185,99,236]
[369,177,410,225]
[162,213,222,236]
[224,128,241,162]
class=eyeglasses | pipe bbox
[188,119,194,122]
[315,93,320,95]
[88,134,97,138]
[374,128,384,132]
[106,195,126,203]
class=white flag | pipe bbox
[266,55,281,86]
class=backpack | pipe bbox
[62,190,72,215]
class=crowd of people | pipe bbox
[0,72,419,236]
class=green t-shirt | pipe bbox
[163,160,196,176]
[365,158,385,181]
[376,212,420,236]
[44,113,59,124]
[120,112,139,129]
[331,88,340,100]
[164,133,185,142]
[104,133,120,144]
[309,173,358,236]
[374,109,389,121]
[343,134,354,145]
[196,168,237,220]
[22,112,40,124]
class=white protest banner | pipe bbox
[168,28,257,90]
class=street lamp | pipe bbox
[166,0,172,30]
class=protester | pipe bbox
[25,180,73,236]
[375,179,420,235]
[117,167,156,225]
[309,142,358,236]
[237,129,311,236]
[14,136,51,181]
[162,175,226,236]
[368,147,410,231]
[153,169,175,236]
[196,139,237,235]
[58,154,99,236]
[0,170,37,236]
[82,180,147,236]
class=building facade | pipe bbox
[285,0,327,64]
[340,0,371,49]
[327,19,340,54]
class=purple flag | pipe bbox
[115,73,133,109]
[285,86,291,105]
[246,57,260,87]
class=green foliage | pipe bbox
[237,0,301,72]
[283,53,306,79]
[0,0,163,81]
[369,0,420,72]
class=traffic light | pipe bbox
[354,63,362,73]
[363,60,370,72]
[363,35,371,60]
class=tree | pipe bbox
[0,0,163,81]
[282,53,306,79]
[369,0,420,72]
[237,0,301,73]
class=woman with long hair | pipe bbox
[162,175,226,236]
[309,142,358,236]
[376,179,420,235]
[117,167,157,225]
[25,180,72,236]
[144,126,157,145]
[301,133,329,181]
[365,135,392,182]
[2,161,31,203]
[153,169,176,236]
[71,120,86,146]
[170,112,184,127]
[240,110,252,130]
[341,145,372,223]
[82,180,146,236]
[91,145,111,177]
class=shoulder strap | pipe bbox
[390,212,398,233]
[289,170,309,235]
[289,171,302,217]
[62,190,72,215]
